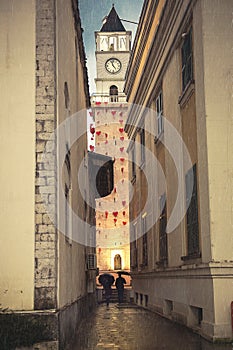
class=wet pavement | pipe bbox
[69,303,233,350]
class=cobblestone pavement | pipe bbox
[69,304,233,350]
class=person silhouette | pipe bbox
[115,273,126,303]
[103,279,112,307]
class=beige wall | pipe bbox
[0,0,35,310]
[201,0,233,261]
[56,0,88,307]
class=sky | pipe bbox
[79,0,144,94]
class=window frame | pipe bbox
[156,90,163,137]
[159,193,168,263]
[181,164,201,261]
[181,27,193,92]
[140,127,145,167]
[142,216,148,267]
[130,139,136,183]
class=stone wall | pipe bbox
[35,0,57,310]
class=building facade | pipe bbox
[0,0,95,347]
[91,6,131,274]
[125,0,233,342]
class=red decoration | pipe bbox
[121,167,124,173]
[120,158,125,162]
[90,145,94,152]
[113,211,118,217]
[122,200,126,206]
[122,221,127,225]
[114,218,117,224]
[120,147,124,152]
[123,211,126,216]
[111,111,116,116]
[105,133,108,138]
[119,119,123,124]
[105,211,108,219]
[105,140,108,144]
[90,125,95,134]
[96,131,101,136]
[89,111,94,117]
[104,102,108,104]
[95,101,101,105]
[120,136,124,141]
[114,187,117,193]
[98,248,101,253]
[119,128,124,133]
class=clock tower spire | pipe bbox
[93,6,132,103]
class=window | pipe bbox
[65,184,72,244]
[64,82,70,110]
[185,164,200,257]
[142,217,148,266]
[140,127,145,166]
[84,190,87,222]
[109,85,118,102]
[100,36,108,51]
[181,28,193,91]
[109,36,117,50]
[130,223,138,268]
[132,143,136,180]
[156,90,163,138]
[119,36,126,50]
[159,193,168,262]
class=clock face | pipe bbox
[105,58,122,74]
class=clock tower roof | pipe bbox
[100,5,126,32]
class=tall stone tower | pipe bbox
[91,5,132,273]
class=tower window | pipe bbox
[119,36,126,50]
[109,36,117,50]
[109,85,118,102]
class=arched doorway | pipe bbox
[109,85,118,102]
[114,254,122,270]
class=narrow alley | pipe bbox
[68,303,232,350]
[1,1,233,349]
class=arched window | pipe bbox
[114,254,122,270]
[110,85,118,102]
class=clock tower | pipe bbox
[91,6,131,280]
[94,4,132,102]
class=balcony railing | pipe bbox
[91,92,127,104]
